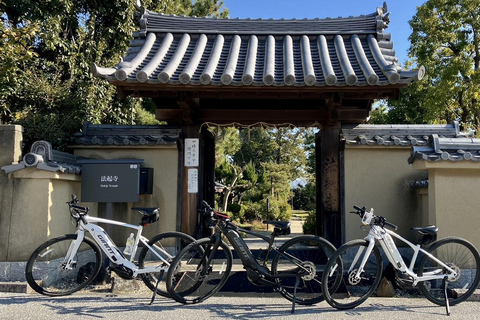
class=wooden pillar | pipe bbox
[178,124,216,238]
[199,127,215,237]
[316,123,344,248]
[180,124,201,237]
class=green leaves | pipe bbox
[381,0,480,133]
[1,0,228,148]
[213,126,314,221]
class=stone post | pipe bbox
[0,125,23,261]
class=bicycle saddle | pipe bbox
[132,207,160,225]
[132,207,159,216]
[411,225,438,235]
[263,221,291,230]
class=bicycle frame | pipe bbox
[351,225,458,286]
[219,220,311,280]
[64,215,173,278]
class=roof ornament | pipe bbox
[376,2,390,30]
[135,0,142,10]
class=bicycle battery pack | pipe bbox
[226,230,257,267]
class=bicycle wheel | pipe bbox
[322,239,383,310]
[418,237,480,306]
[138,231,195,297]
[166,237,233,304]
[271,235,336,305]
[25,234,102,296]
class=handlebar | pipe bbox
[200,201,230,228]
[351,205,397,230]
[67,194,88,222]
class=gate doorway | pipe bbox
[93,4,425,246]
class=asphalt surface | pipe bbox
[1,292,479,320]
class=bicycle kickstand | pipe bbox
[291,277,301,314]
[149,270,165,305]
[443,276,450,316]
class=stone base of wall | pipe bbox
[0,261,26,282]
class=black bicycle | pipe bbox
[165,201,336,312]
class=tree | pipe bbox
[212,127,250,212]
[213,126,312,222]
[0,0,228,149]
[0,1,39,123]
[378,0,480,132]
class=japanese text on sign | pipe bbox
[185,138,199,167]
[100,175,119,188]
[188,169,198,193]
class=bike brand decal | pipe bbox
[229,231,254,264]
[97,234,118,261]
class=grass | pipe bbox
[292,210,309,219]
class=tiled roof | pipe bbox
[343,122,462,146]
[409,134,480,163]
[73,122,181,146]
[1,140,82,174]
[92,3,424,88]
[410,180,429,188]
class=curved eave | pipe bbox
[93,4,424,90]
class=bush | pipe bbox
[228,203,243,222]
[235,199,292,223]
[258,198,292,221]
[303,210,316,235]
[239,202,262,222]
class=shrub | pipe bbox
[302,210,316,235]
[228,203,243,222]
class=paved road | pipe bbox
[1,292,479,320]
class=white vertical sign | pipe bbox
[185,138,199,167]
[188,168,198,193]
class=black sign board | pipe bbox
[78,159,144,203]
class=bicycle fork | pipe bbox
[62,230,87,270]
[349,239,375,281]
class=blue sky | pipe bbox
[222,0,427,66]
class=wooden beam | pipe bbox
[197,109,328,126]
[176,93,198,124]
[338,108,369,122]
[156,109,182,122]
[156,107,369,125]
[111,82,402,100]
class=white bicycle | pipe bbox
[322,205,480,315]
[25,195,194,300]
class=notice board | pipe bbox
[78,159,144,202]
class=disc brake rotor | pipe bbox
[446,264,461,282]
[348,269,362,285]
[300,261,316,281]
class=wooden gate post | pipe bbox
[316,123,344,248]
[180,124,200,237]
[179,124,216,238]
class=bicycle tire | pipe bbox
[138,231,195,297]
[270,235,336,305]
[418,237,480,306]
[322,239,383,310]
[25,234,102,296]
[166,237,233,304]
